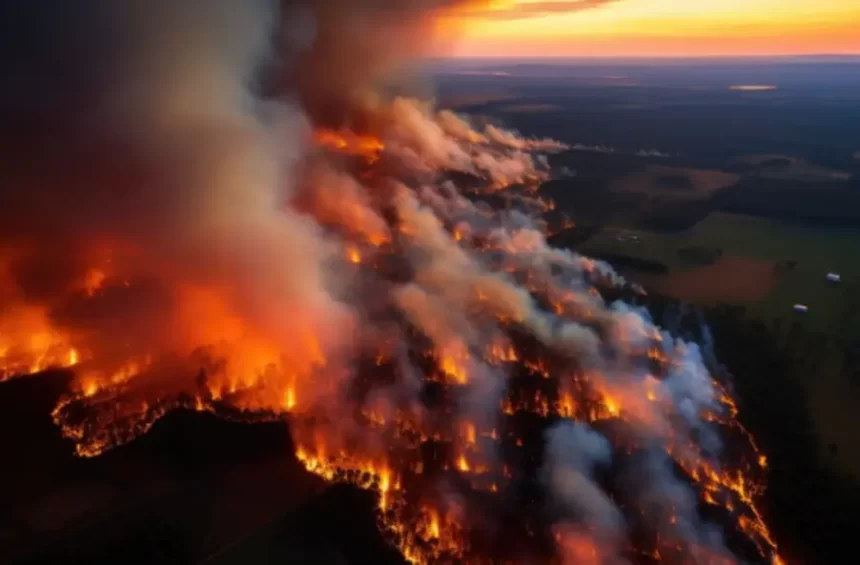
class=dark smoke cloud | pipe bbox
[0,0,557,374]
[0,3,782,563]
[0,0,353,374]
[0,0,477,236]
[273,0,482,126]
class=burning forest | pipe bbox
[1,1,784,564]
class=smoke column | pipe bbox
[0,2,783,564]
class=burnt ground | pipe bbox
[0,372,402,565]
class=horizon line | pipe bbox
[426,53,860,61]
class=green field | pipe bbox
[582,212,860,337]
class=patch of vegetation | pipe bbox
[578,212,860,337]
[539,159,734,234]
[639,200,715,232]
[720,177,860,227]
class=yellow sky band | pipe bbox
[437,0,860,56]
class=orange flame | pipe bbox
[0,112,784,565]
[314,129,385,163]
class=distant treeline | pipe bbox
[540,177,717,234]
[719,177,860,227]
[542,168,860,233]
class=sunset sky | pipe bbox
[440,0,860,57]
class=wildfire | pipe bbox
[83,268,106,296]
[0,305,79,381]
[462,421,477,446]
[485,339,518,363]
[294,445,468,564]
[347,245,362,264]
[456,454,470,473]
[438,349,470,385]
[283,385,296,411]
[314,128,385,163]
[603,395,620,417]
[558,392,576,418]
[0,96,784,565]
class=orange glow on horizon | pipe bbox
[439,0,860,57]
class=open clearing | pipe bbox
[637,255,777,304]
[609,166,739,201]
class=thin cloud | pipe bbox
[461,0,621,21]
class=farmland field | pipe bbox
[580,212,860,336]
[609,166,740,201]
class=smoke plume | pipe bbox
[0,2,782,564]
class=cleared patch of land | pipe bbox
[639,255,777,304]
[609,166,739,201]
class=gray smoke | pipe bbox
[0,2,775,563]
[544,422,626,536]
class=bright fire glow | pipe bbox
[314,129,385,163]
[0,97,784,565]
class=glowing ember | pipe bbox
[83,268,106,296]
[347,245,362,264]
[283,386,296,411]
[314,129,386,163]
